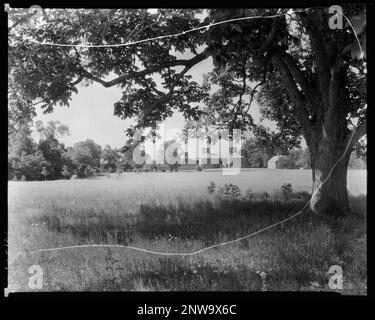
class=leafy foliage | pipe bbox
[8,7,366,136]
[9,150,48,181]
[70,139,102,169]
[101,145,120,172]
[8,120,105,180]
[218,183,242,198]
[207,181,216,194]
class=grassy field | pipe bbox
[7,169,367,293]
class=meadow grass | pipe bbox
[7,170,367,293]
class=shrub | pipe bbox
[158,164,169,172]
[41,166,49,180]
[281,183,293,199]
[292,191,311,202]
[197,166,202,171]
[168,163,180,172]
[254,191,270,200]
[84,165,95,177]
[61,165,71,179]
[244,188,254,200]
[77,164,95,178]
[207,181,216,194]
[9,151,49,181]
[218,183,241,198]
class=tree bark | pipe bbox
[271,50,357,217]
[307,127,353,217]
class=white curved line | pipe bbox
[23,11,307,48]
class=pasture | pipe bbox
[7,169,367,293]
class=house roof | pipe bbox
[268,155,287,163]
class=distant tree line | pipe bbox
[8,122,366,181]
[241,138,366,170]
[8,122,185,181]
[8,121,103,181]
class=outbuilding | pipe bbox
[267,155,288,169]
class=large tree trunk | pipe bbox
[307,129,352,217]
[270,31,363,217]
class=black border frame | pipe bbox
[1,0,373,311]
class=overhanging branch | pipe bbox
[280,51,316,103]
[256,18,281,58]
[76,48,210,88]
[272,53,311,134]
[297,11,331,104]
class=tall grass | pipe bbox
[8,187,366,293]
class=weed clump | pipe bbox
[218,183,241,198]
[207,181,216,194]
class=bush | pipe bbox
[218,183,241,198]
[158,164,169,172]
[168,163,180,172]
[9,151,49,181]
[41,166,49,180]
[85,165,95,176]
[244,188,254,200]
[254,191,270,200]
[292,191,311,202]
[207,181,216,194]
[77,164,95,178]
[281,183,293,199]
[61,165,72,179]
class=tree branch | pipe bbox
[41,9,75,27]
[128,13,162,42]
[70,75,84,86]
[245,80,265,114]
[272,53,311,134]
[256,18,280,58]
[236,57,247,109]
[76,48,210,88]
[297,11,331,105]
[280,51,316,104]
[8,10,38,30]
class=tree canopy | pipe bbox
[8,7,366,136]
